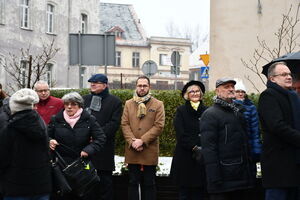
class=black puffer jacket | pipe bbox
[48,109,106,163]
[200,101,254,193]
[0,110,51,196]
[170,101,207,188]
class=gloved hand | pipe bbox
[192,146,202,164]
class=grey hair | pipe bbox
[267,61,287,78]
[34,80,49,90]
[183,85,202,100]
[62,92,84,108]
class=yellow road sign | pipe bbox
[200,54,210,66]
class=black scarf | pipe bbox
[267,81,300,131]
[267,81,300,163]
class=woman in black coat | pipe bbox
[48,92,106,200]
[170,80,207,200]
[0,89,51,200]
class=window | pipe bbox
[115,31,123,38]
[132,52,140,68]
[81,13,88,33]
[46,4,54,33]
[159,54,169,66]
[0,0,5,24]
[116,51,121,67]
[20,60,28,87]
[20,0,30,28]
[46,63,53,86]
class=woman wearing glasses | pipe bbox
[48,92,106,200]
[170,80,207,200]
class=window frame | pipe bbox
[20,0,30,29]
[46,3,54,33]
[81,13,88,33]
[0,0,5,25]
[132,52,140,68]
[115,51,121,67]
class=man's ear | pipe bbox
[269,76,275,83]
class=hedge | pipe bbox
[51,89,259,156]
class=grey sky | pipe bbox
[101,0,210,38]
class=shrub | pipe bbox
[51,89,260,156]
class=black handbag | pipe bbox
[51,157,72,195]
[54,147,100,197]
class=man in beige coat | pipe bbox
[121,75,165,200]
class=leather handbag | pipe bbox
[53,147,100,197]
[51,154,72,195]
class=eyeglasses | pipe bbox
[64,102,79,107]
[188,90,201,95]
[36,89,50,93]
[137,84,149,88]
[272,73,292,77]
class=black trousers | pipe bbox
[209,189,251,200]
[128,164,156,200]
[179,186,206,200]
[88,170,113,200]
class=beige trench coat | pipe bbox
[121,97,165,165]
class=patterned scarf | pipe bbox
[213,96,242,116]
[133,92,152,119]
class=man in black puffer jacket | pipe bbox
[200,78,255,200]
[0,89,52,200]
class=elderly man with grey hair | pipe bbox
[200,78,255,200]
[48,92,106,200]
[34,80,64,124]
[258,61,300,200]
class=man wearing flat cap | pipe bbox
[83,73,122,200]
[200,78,255,199]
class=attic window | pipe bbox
[115,31,123,38]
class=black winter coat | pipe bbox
[200,102,254,193]
[83,92,122,171]
[170,101,207,188]
[0,110,51,196]
[258,82,300,188]
[48,109,106,163]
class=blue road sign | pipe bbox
[200,66,209,79]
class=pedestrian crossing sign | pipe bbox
[200,66,209,79]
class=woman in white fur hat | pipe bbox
[233,79,262,163]
[0,88,52,200]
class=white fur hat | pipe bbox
[9,88,39,114]
[234,78,247,93]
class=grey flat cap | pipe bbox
[216,77,236,88]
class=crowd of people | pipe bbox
[0,60,299,200]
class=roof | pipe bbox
[100,3,148,45]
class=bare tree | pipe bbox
[241,3,300,93]
[1,38,60,92]
[165,21,208,51]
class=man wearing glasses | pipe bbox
[258,62,300,200]
[121,75,165,200]
[83,73,122,200]
[34,80,63,124]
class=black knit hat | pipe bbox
[181,80,205,98]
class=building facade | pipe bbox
[99,3,192,89]
[0,0,101,91]
[210,0,300,93]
